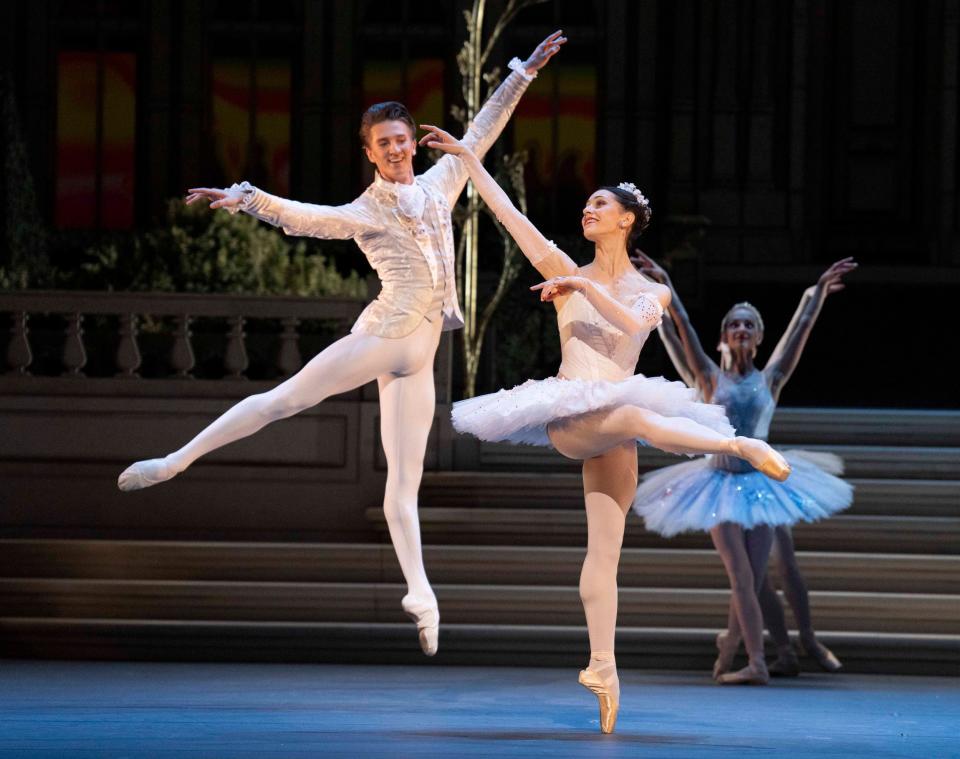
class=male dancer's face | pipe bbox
[364,120,417,185]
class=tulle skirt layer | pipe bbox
[633,450,853,536]
[451,374,735,449]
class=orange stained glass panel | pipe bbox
[211,59,291,195]
[56,51,136,229]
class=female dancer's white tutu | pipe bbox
[633,450,853,536]
[451,374,735,448]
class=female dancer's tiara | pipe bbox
[617,182,649,208]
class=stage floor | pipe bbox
[0,660,956,758]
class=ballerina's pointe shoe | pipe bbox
[717,659,770,685]
[578,652,619,734]
[732,437,791,482]
[117,458,177,492]
[401,594,439,657]
[803,640,843,673]
[712,631,738,680]
[768,645,801,677]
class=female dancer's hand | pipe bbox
[185,187,244,210]
[808,257,858,297]
[630,249,672,285]
[522,30,567,74]
[419,124,472,157]
[531,275,590,302]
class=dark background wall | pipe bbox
[3,0,958,407]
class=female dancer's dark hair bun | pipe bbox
[601,184,653,247]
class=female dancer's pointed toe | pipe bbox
[732,437,791,482]
[117,459,175,492]
[803,640,843,672]
[578,669,619,734]
[717,659,770,685]
[402,595,439,656]
[768,646,801,677]
[712,631,738,680]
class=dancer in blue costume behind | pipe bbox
[632,252,857,684]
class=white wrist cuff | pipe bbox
[226,181,255,215]
[508,57,537,81]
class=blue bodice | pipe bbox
[710,369,776,473]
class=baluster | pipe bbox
[61,312,87,376]
[224,315,248,379]
[115,313,142,377]
[170,314,195,378]
[6,311,33,375]
[276,317,302,377]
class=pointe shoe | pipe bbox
[401,594,439,657]
[117,459,176,491]
[578,669,619,734]
[802,640,843,673]
[768,646,801,677]
[712,631,738,680]
[732,437,791,482]
[717,659,769,685]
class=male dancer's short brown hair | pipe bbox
[359,101,416,147]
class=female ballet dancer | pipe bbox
[631,251,856,683]
[419,124,790,733]
[655,301,846,678]
[116,32,567,657]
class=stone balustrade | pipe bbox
[1,290,368,381]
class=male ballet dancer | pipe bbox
[118,31,566,656]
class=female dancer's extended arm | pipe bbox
[764,257,857,400]
[632,251,719,399]
[531,275,668,337]
[418,125,578,280]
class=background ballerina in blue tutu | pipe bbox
[632,252,857,684]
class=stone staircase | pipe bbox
[1,409,958,676]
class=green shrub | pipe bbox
[76,200,366,298]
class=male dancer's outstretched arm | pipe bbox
[422,30,566,207]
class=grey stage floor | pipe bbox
[0,660,956,758]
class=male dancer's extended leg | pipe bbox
[576,442,638,734]
[118,319,440,489]
[378,354,441,655]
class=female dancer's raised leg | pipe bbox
[548,404,785,474]
[576,441,638,735]
[710,523,773,684]
[378,356,441,655]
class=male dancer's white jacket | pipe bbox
[230,60,536,339]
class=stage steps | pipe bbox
[1,579,956,635]
[0,538,957,675]
[1,541,955,592]
[1,407,958,675]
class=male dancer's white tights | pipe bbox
[120,316,443,617]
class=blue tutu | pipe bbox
[633,450,854,536]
